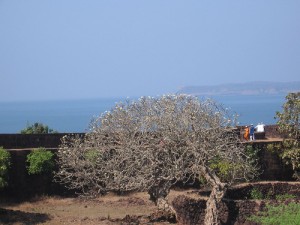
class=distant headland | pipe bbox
[177,81,300,96]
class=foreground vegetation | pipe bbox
[0,92,299,225]
[0,147,10,189]
[249,202,300,225]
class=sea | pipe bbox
[0,95,286,134]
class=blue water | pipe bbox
[0,95,286,133]
[210,94,285,126]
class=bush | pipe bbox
[266,143,281,153]
[26,148,55,175]
[249,187,263,199]
[21,122,58,134]
[281,141,300,180]
[245,144,261,169]
[0,147,11,188]
[209,159,239,182]
[209,145,260,183]
[249,202,300,225]
[275,193,296,201]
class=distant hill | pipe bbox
[177,81,300,96]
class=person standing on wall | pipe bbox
[243,126,249,141]
[255,122,265,132]
[249,124,255,141]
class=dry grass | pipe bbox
[0,189,199,225]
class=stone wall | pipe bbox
[238,124,283,140]
[250,141,294,180]
[173,196,265,225]
[1,149,73,199]
[0,125,282,149]
[264,124,282,138]
[0,129,295,199]
[0,133,85,149]
[0,133,84,199]
[172,182,300,225]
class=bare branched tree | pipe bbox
[55,94,257,224]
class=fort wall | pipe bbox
[0,126,294,198]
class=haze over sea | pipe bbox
[0,94,285,134]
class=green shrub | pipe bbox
[266,143,281,153]
[245,145,261,169]
[245,145,260,159]
[27,148,55,175]
[275,193,296,201]
[281,142,300,180]
[210,159,238,182]
[209,150,259,183]
[209,145,260,183]
[283,139,295,149]
[21,122,58,134]
[250,187,264,199]
[248,202,300,225]
[0,147,11,188]
[275,92,300,140]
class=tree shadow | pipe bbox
[0,208,51,225]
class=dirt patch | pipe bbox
[0,189,195,225]
[1,182,299,225]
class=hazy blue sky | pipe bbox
[1,0,299,101]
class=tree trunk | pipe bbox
[156,197,177,216]
[200,165,227,225]
[204,183,226,225]
[148,183,177,220]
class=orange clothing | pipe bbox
[244,127,249,141]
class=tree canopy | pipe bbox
[275,92,300,180]
[276,92,300,139]
[20,122,58,134]
[55,94,257,225]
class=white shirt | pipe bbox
[255,124,265,132]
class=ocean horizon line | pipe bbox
[0,92,290,104]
